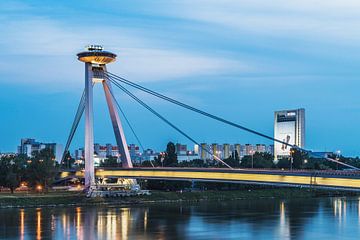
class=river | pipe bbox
[0,197,359,239]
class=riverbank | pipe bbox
[0,188,357,208]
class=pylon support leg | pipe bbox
[102,73,133,168]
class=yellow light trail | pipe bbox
[60,168,360,190]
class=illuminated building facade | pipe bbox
[274,108,305,160]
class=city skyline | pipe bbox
[1,1,360,156]
[1,2,360,240]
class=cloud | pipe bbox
[0,1,32,12]
[1,0,358,88]
[0,15,250,87]
[109,48,249,82]
[153,0,360,45]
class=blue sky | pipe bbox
[0,0,359,155]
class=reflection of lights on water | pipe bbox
[62,214,70,237]
[97,211,105,238]
[358,198,360,225]
[344,200,347,223]
[333,198,347,225]
[280,201,285,223]
[20,209,24,240]
[334,199,342,217]
[121,208,130,240]
[339,199,342,220]
[144,210,148,231]
[339,199,342,218]
[36,209,41,240]
[333,198,342,218]
[106,210,117,239]
[279,201,290,239]
[51,214,55,231]
[76,207,82,239]
[96,208,131,239]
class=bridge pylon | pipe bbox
[77,45,133,189]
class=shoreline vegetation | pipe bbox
[0,188,358,209]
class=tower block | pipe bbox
[77,45,133,188]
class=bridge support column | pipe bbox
[84,63,95,188]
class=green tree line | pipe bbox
[0,148,57,193]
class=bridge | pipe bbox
[61,45,360,193]
[59,168,360,191]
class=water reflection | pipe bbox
[76,207,81,239]
[20,209,24,240]
[359,198,360,224]
[36,209,41,240]
[278,201,289,239]
[333,197,349,226]
[0,197,360,239]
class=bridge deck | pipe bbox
[60,168,360,191]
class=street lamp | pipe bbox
[36,185,43,192]
[336,150,341,170]
[290,149,295,171]
[250,150,254,168]
[160,152,165,167]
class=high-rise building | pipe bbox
[234,144,241,158]
[128,144,140,161]
[244,144,254,156]
[274,108,305,160]
[142,148,159,161]
[193,144,199,155]
[211,143,217,159]
[175,143,187,155]
[223,144,230,159]
[255,144,266,153]
[93,143,120,158]
[200,143,208,160]
[76,143,142,165]
[266,145,274,155]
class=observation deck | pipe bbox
[77,45,116,65]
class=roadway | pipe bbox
[59,167,360,191]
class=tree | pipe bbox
[27,148,57,191]
[0,155,27,193]
[240,152,274,168]
[222,156,240,168]
[234,150,240,163]
[141,160,154,167]
[290,148,307,169]
[62,151,75,169]
[276,157,291,169]
[178,159,206,168]
[163,142,177,167]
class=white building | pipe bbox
[177,152,199,162]
[17,138,63,163]
[274,108,305,160]
[194,144,200,155]
[199,143,209,160]
[141,148,160,161]
[244,144,254,156]
[75,143,143,166]
[255,144,266,153]
[175,143,187,155]
[223,144,231,159]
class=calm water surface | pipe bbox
[0,197,359,239]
